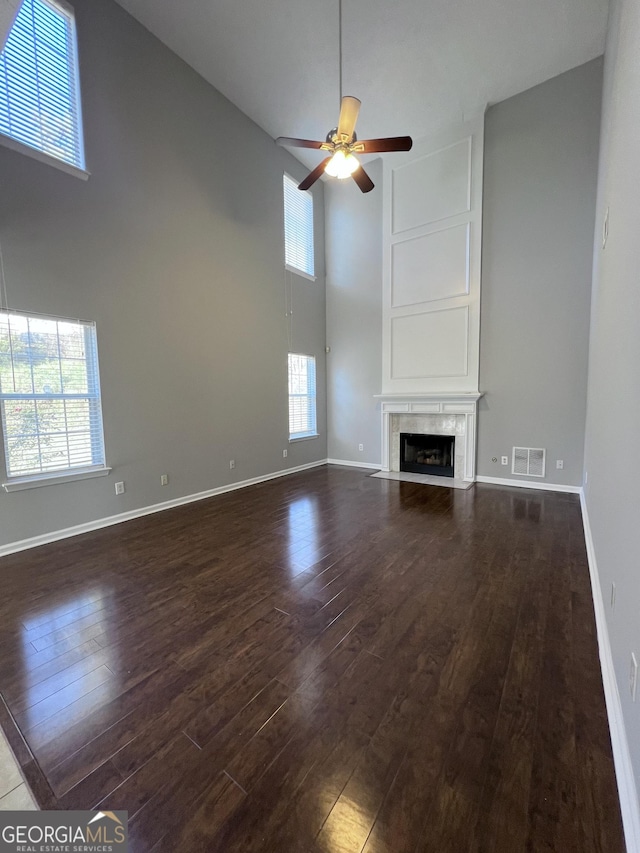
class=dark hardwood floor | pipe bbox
[0,465,625,852]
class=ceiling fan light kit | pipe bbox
[276,2,412,193]
[324,148,360,179]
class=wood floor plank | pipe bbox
[130,769,245,853]
[468,549,551,852]
[96,733,202,817]
[526,539,579,852]
[9,649,115,715]
[34,664,189,772]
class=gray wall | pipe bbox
[478,60,603,486]
[324,63,603,480]
[0,0,327,550]
[584,0,640,788]
[325,159,383,466]
[0,0,19,50]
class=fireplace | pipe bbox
[400,433,455,478]
[376,393,482,483]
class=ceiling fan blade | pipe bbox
[276,137,326,149]
[358,136,413,154]
[298,157,333,191]
[351,164,375,193]
[337,96,361,142]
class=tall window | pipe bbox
[283,174,314,278]
[0,0,85,170]
[288,353,317,440]
[0,311,105,481]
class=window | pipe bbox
[288,353,317,440]
[0,0,85,171]
[0,311,106,484]
[283,173,315,278]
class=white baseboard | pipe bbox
[326,458,382,470]
[0,459,328,558]
[580,489,640,853]
[476,474,581,494]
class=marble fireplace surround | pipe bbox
[375,394,482,482]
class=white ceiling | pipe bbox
[115,0,609,170]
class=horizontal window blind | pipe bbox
[283,173,314,277]
[0,311,105,478]
[0,0,85,169]
[288,353,317,439]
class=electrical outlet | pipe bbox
[611,582,616,611]
[501,456,508,466]
[283,449,288,458]
[630,653,638,702]
[229,459,235,470]
[358,444,364,452]
[556,459,564,470]
[115,481,125,495]
[160,474,168,486]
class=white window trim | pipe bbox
[0,310,107,482]
[283,172,315,278]
[0,132,90,179]
[0,0,88,177]
[284,264,316,283]
[288,352,318,441]
[3,465,111,492]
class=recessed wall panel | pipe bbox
[391,223,469,308]
[392,138,471,234]
[391,308,468,379]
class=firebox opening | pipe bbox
[400,433,455,478]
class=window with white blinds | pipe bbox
[0,312,105,480]
[283,173,315,278]
[288,353,317,440]
[0,0,85,170]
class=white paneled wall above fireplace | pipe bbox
[382,117,484,395]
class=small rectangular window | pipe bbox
[0,311,105,480]
[288,353,317,440]
[283,173,315,278]
[0,0,85,170]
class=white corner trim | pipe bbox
[580,489,640,853]
[284,264,316,282]
[374,392,483,403]
[0,460,328,558]
[326,458,382,470]
[475,475,581,494]
[3,466,111,492]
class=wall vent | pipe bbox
[512,447,545,478]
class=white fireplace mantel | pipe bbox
[374,393,483,481]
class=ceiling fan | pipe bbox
[276,0,412,193]
[276,96,412,193]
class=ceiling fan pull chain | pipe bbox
[339,0,343,104]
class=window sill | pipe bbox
[285,265,316,282]
[0,133,90,181]
[3,466,111,493]
[289,433,319,443]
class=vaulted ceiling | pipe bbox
[117,0,609,167]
